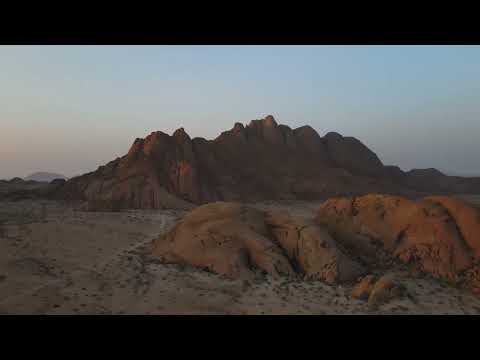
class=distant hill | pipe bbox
[443,171,480,178]
[25,172,68,182]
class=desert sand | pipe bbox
[1,198,480,315]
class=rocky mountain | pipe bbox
[55,115,480,210]
[25,172,67,182]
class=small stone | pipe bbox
[367,275,406,308]
[351,274,377,301]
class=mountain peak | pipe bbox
[263,115,277,127]
[173,127,191,143]
[233,122,244,131]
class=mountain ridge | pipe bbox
[55,115,480,210]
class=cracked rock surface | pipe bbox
[317,194,480,287]
[152,202,365,283]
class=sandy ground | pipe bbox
[1,199,480,315]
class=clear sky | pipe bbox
[1,45,479,179]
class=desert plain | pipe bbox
[1,197,480,315]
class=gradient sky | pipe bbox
[1,45,480,179]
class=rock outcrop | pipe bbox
[352,274,407,308]
[151,196,480,293]
[351,274,377,300]
[425,196,480,258]
[316,194,480,282]
[264,209,365,283]
[151,202,365,283]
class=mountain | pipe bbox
[25,172,67,183]
[55,115,480,210]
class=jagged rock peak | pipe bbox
[263,115,278,127]
[144,131,168,142]
[173,127,191,142]
[232,122,245,131]
[247,115,278,129]
[247,119,261,128]
[127,137,145,155]
[143,131,166,146]
[173,127,186,136]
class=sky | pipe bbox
[1,45,480,179]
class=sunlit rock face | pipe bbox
[316,194,480,282]
[152,202,366,283]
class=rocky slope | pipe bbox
[53,115,480,210]
[316,194,480,292]
[152,202,365,283]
